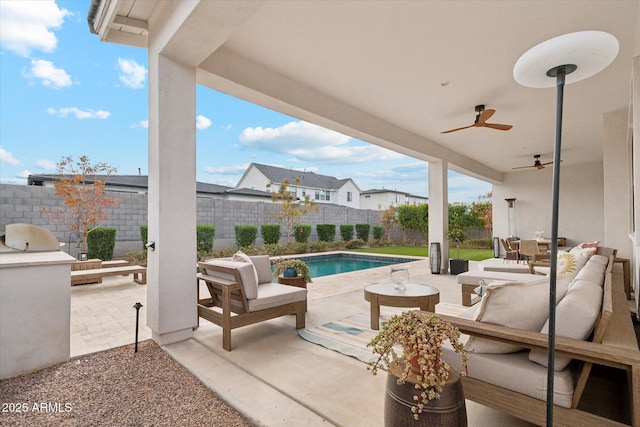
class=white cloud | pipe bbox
[130,119,148,129]
[0,147,21,165]
[240,121,349,149]
[0,177,27,185]
[196,115,212,130]
[239,120,401,164]
[117,58,147,89]
[0,0,70,57]
[36,159,57,170]
[47,107,110,119]
[203,164,249,175]
[17,170,31,178]
[24,59,71,88]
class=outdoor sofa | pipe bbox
[440,248,640,426]
[196,252,307,351]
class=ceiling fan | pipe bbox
[512,154,561,170]
[441,104,513,134]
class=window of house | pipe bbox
[315,191,320,200]
[325,191,330,201]
[347,191,352,202]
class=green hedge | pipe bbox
[140,225,148,249]
[294,224,312,243]
[87,227,116,260]
[261,224,281,245]
[340,224,354,241]
[316,224,336,242]
[373,225,383,240]
[355,223,370,242]
[197,225,215,252]
[235,225,257,247]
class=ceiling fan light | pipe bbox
[513,31,619,88]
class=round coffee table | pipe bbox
[363,283,440,330]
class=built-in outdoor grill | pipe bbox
[0,223,61,253]
[1,223,72,379]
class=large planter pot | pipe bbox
[449,259,469,275]
[385,365,467,427]
[283,267,298,277]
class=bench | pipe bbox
[70,265,147,285]
[441,254,640,426]
[197,254,307,351]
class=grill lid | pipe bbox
[0,224,61,253]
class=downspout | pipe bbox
[87,0,103,34]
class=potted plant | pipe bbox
[447,228,469,275]
[368,311,467,423]
[271,258,312,283]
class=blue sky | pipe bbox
[0,0,491,203]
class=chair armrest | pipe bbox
[437,313,640,370]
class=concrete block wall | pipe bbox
[1,184,426,256]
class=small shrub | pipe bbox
[345,238,366,249]
[261,224,281,245]
[316,224,336,242]
[355,223,371,242]
[340,224,354,241]
[294,224,312,243]
[126,250,146,265]
[140,225,148,249]
[373,225,383,240]
[309,241,332,252]
[197,225,215,253]
[87,227,116,260]
[235,225,257,247]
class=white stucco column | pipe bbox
[147,53,197,345]
[428,160,449,273]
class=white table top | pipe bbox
[364,283,439,297]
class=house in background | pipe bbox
[27,174,272,202]
[360,189,428,210]
[236,163,361,208]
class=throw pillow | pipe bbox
[232,250,259,289]
[578,240,599,254]
[528,282,603,370]
[464,276,570,354]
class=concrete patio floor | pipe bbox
[71,257,535,426]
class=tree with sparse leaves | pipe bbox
[379,205,397,240]
[43,155,118,253]
[472,192,493,239]
[267,178,317,242]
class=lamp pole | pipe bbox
[513,31,618,426]
[544,64,575,424]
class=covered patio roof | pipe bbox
[88,0,637,182]
[86,0,640,348]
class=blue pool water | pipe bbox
[298,253,415,278]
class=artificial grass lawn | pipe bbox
[350,245,493,261]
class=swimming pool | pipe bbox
[296,253,416,278]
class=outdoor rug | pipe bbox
[297,303,469,364]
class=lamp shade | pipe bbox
[513,31,619,88]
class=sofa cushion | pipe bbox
[529,281,603,370]
[457,270,542,286]
[233,251,260,288]
[202,259,259,300]
[441,346,576,408]
[573,258,607,288]
[247,283,307,312]
[465,276,571,354]
[250,255,274,284]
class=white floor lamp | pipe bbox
[513,31,619,426]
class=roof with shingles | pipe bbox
[26,174,252,196]
[250,163,356,190]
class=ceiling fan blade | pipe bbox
[485,123,513,131]
[477,109,495,124]
[441,124,474,134]
[512,165,535,170]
